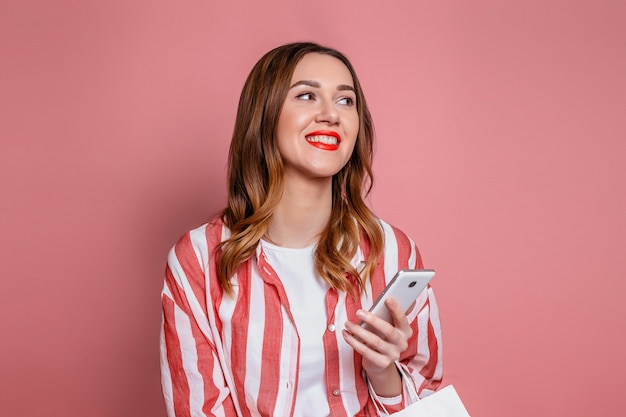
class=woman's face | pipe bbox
[276,53,359,183]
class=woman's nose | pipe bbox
[315,99,339,125]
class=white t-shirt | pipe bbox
[260,239,331,416]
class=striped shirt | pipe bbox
[161,217,443,417]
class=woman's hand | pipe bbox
[342,297,414,397]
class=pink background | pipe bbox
[1,1,625,416]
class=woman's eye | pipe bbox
[338,97,355,106]
[297,92,314,101]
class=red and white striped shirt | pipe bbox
[161,217,443,417]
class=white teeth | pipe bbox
[306,135,338,145]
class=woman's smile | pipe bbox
[305,130,341,151]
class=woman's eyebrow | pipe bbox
[337,84,355,92]
[289,80,356,92]
[290,80,320,89]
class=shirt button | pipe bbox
[332,389,341,396]
[327,324,336,332]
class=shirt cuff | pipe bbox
[376,393,403,406]
[366,361,419,415]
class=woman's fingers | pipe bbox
[341,326,392,369]
[342,301,411,362]
[385,298,413,338]
[341,296,416,375]
[355,298,412,343]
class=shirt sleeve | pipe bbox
[160,236,238,417]
[404,284,443,397]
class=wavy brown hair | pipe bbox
[217,42,383,297]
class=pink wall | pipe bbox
[1,1,624,416]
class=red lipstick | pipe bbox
[305,130,341,151]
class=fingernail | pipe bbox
[356,309,367,319]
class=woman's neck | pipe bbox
[265,178,332,248]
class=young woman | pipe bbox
[161,42,442,417]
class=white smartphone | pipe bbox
[361,269,435,334]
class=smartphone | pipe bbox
[361,269,435,334]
